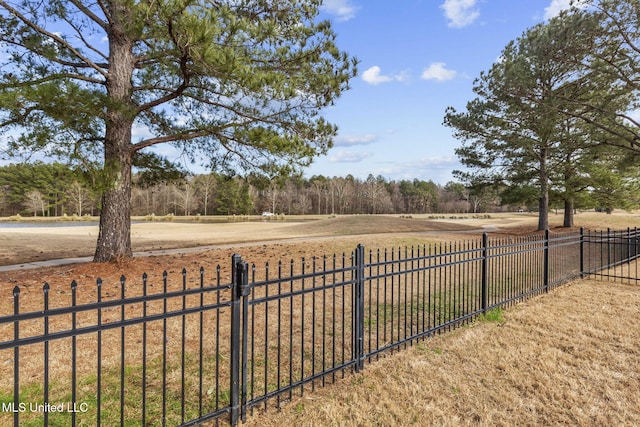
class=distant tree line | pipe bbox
[1,162,636,218]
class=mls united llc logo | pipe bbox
[2,402,89,413]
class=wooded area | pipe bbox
[1,162,636,218]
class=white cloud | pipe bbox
[543,0,589,19]
[396,156,460,180]
[362,66,391,85]
[361,66,408,85]
[370,156,459,183]
[361,66,393,85]
[421,62,457,82]
[406,156,458,168]
[334,134,378,147]
[329,150,373,163]
[441,0,480,28]
[543,0,572,19]
[321,0,359,22]
[132,124,153,140]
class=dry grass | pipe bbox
[0,214,481,266]
[1,211,637,266]
[243,277,640,427]
[0,216,489,425]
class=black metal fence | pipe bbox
[0,227,638,426]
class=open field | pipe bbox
[0,211,638,425]
[1,211,638,266]
[0,213,480,266]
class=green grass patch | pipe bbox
[479,307,505,323]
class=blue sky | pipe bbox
[305,0,579,184]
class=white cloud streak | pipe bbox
[371,156,460,183]
[543,0,588,19]
[334,134,378,147]
[329,150,373,163]
[362,66,408,85]
[321,0,359,22]
[421,62,457,82]
[441,0,480,28]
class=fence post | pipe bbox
[579,227,585,279]
[629,227,640,283]
[354,244,365,373]
[230,254,249,426]
[543,229,550,293]
[607,228,611,268]
[239,259,250,423]
[481,233,488,314]
[13,286,20,427]
[627,227,632,263]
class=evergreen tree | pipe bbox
[445,11,620,230]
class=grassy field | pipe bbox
[0,213,480,266]
[0,211,638,426]
[1,210,637,266]
[243,276,640,426]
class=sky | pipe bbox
[302,0,579,184]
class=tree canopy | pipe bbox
[0,0,357,261]
[557,0,640,152]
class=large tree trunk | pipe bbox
[94,125,133,261]
[537,148,549,231]
[94,103,134,261]
[94,10,136,262]
[563,198,574,228]
[94,147,133,262]
[538,195,549,231]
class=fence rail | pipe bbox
[0,227,638,426]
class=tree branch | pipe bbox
[0,72,102,90]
